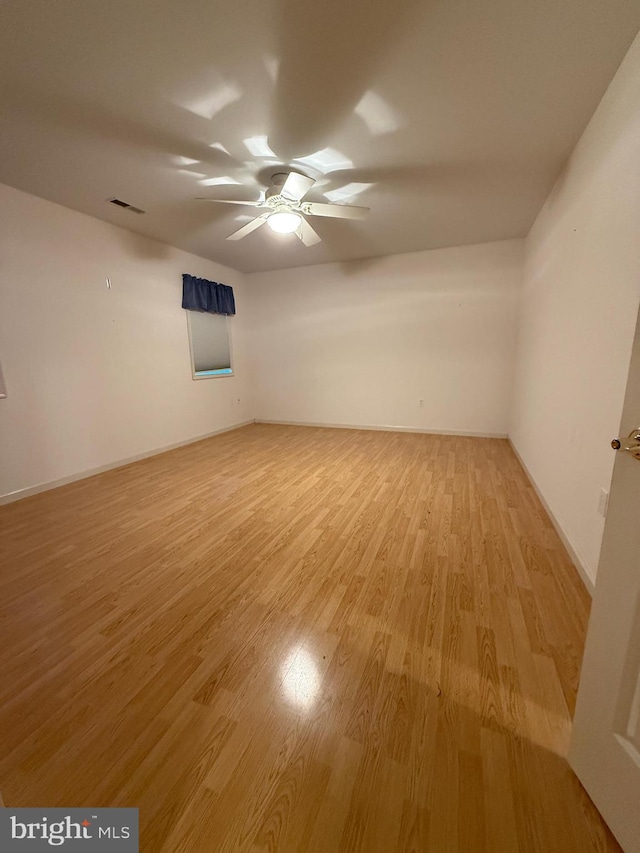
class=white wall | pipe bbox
[247,240,523,436]
[0,183,252,500]
[510,32,640,586]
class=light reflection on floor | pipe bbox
[280,645,321,711]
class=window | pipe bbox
[186,310,233,378]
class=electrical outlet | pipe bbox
[418,399,424,408]
[598,488,609,518]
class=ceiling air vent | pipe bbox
[108,198,146,214]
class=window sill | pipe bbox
[193,368,234,379]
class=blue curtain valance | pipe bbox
[182,274,236,315]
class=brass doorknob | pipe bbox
[611,429,640,460]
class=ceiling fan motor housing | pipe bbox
[265,173,295,207]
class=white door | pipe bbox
[569,308,640,853]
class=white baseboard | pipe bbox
[255,419,508,439]
[0,420,255,506]
[508,439,594,597]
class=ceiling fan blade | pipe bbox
[281,172,315,201]
[303,201,369,220]
[296,217,321,247]
[195,198,261,206]
[226,214,269,241]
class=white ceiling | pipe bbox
[1,1,639,273]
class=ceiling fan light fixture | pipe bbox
[267,211,302,234]
[196,171,369,243]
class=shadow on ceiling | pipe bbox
[268,0,424,159]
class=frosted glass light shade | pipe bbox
[267,212,302,234]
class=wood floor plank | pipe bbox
[0,424,618,851]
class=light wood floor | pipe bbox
[0,424,620,852]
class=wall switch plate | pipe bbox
[598,488,609,518]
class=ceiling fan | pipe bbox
[196,171,369,245]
